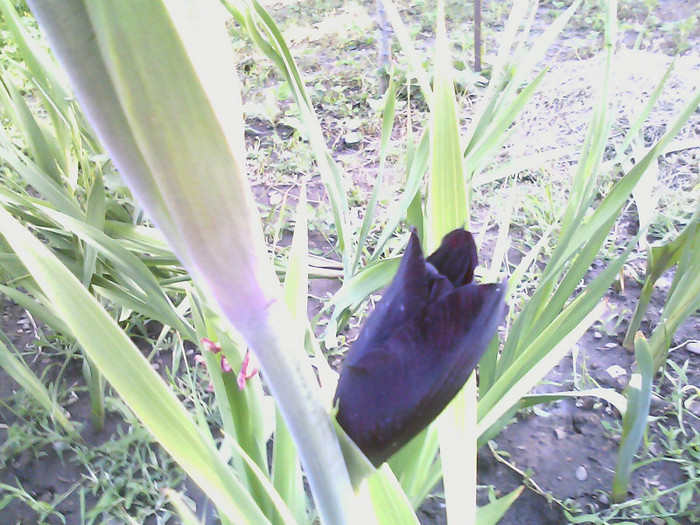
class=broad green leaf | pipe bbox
[275,183,309,524]
[24,0,175,232]
[0,205,269,524]
[427,0,467,251]
[365,465,420,525]
[428,3,474,522]
[389,425,440,507]
[23,2,360,518]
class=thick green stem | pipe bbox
[242,300,364,525]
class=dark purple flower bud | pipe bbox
[334,229,507,466]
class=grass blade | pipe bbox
[612,333,654,503]
[378,0,433,107]
[476,487,524,525]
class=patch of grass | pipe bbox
[0,390,66,462]
[75,406,186,524]
[567,354,700,523]
[0,329,198,524]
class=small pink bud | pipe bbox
[237,350,259,390]
[220,356,232,373]
[194,354,206,366]
[201,338,222,353]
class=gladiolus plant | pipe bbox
[0,0,697,523]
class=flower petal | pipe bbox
[426,229,478,286]
[335,281,506,466]
[425,262,453,303]
[346,231,429,363]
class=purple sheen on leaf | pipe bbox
[335,229,506,466]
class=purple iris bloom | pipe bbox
[335,228,507,466]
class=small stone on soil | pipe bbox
[344,131,363,145]
[686,341,700,355]
[688,400,700,418]
[575,465,588,481]
[268,192,283,206]
[345,117,362,131]
[579,397,596,410]
[605,364,627,379]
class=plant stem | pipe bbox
[244,300,367,525]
